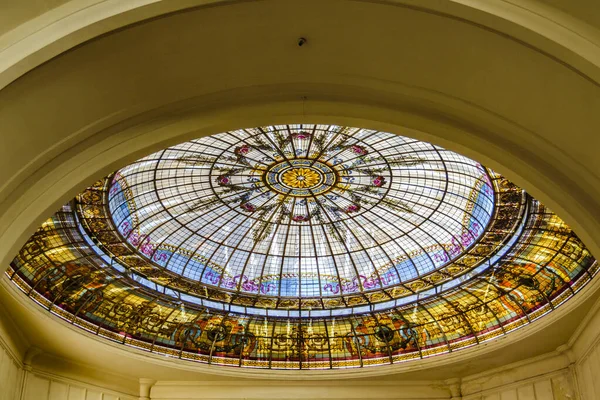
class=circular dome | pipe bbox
[8,125,597,370]
[105,126,500,310]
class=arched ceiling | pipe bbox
[0,0,599,379]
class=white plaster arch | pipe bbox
[0,0,599,379]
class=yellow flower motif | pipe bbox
[281,168,321,188]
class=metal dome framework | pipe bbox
[7,125,598,370]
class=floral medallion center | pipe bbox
[281,167,321,188]
[265,159,337,197]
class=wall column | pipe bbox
[19,347,41,400]
[446,378,462,400]
[139,378,156,400]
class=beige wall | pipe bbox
[0,0,70,36]
[462,368,575,400]
[147,376,574,400]
[575,301,600,399]
[0,352,586,400]
[467,380,567,400]
[577,347,600,400]
[145,351,579,399]
[459,301,600,400]
[149,382,451,399]
[0,341,22,400]
[0,298,24,400]
[537,0,600,29]
[22,374,137,400]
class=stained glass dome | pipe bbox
[9,125,597,370]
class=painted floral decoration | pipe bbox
[292,215,311,222]
[235,145,251,156]
[344,204,360,213]
[292,131,312,140]
[372,176,386,187]
[240,203,256,212]
[350,145,368,156]
[216,175,231,185]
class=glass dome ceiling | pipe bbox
[9,125,597,370]
[107,126,497,307]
